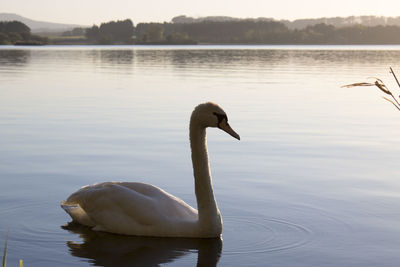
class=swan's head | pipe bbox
[191,102,240,140]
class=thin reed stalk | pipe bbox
[2,230,9,267]
[390,67,400,88]
[343,67,400,111]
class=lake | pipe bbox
[1,45,400,266]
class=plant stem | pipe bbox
[390,67,400,89]
[2,230,9,267]
[383,97,400,111]
[389,93,400,109]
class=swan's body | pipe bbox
[61,102,240,237]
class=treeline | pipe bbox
[172,15,400,30]
[3,19,400,45]
[85,19,135,44]
[84,19,400,45]
[154,20,289,44]
[135,20,400,44]
[292,23,400,44]
[0,21,48,45]
[84,19,195,44]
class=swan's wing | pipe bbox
[62,182,197,235]
[64,182,159,230]
[118,182,198,219]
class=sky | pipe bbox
[2,0,400,26]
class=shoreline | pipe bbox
[3,43,400,47]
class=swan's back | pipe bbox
[62,182,198,236]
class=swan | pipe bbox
[61,102,240,238]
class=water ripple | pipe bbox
[222,216,312,254]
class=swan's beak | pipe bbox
[219,122,240,140]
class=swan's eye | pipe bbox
[213,112,228,127]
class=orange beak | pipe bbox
[219,121,240,140]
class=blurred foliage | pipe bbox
[135,21,400,44]
[0,21,48,45]
[4,18,400,45]
[85,19,135,44]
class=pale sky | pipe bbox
[2,0,400,26]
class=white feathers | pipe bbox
[61,102,239,237]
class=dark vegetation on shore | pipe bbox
[0,21,48,45]
[3,18,400,45]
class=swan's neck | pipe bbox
[190,122,222,235]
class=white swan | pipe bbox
[61,102,240,238]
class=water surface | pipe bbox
[1,45,400,266]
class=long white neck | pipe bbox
[190,120,222,236]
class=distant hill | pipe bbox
[282,16,400,29]
[0,13,86,33]
[172,15,400,29]
[172,15,273,24]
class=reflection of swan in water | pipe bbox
[62,222,222,267]
[61,102,240,237]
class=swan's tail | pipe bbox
[61,201,96,227]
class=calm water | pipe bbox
[1,45,400,266]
